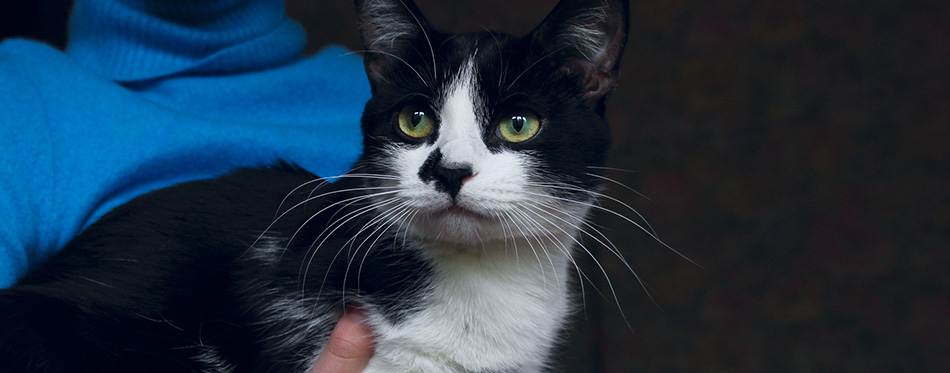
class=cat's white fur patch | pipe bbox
[437,60,486,167]
[363,248,573,373]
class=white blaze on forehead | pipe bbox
[437,60,488,167]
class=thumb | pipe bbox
[311,308,375,373]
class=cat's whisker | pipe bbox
[274,177,328,219]
[255,180,399,242]
[505,209,550,285]
[346,49,430,87]
[395,0,438,85]
[491,210,515,256]
[518,188,700,269]
[307,194,401,257]
[348,200,416,303]
[493,210,517,262]
[348,198,412,244]
[323,173,402,182]
[522,199,660,314]
[515,201,633,330]
[307,173,402,204]
[505,46,567,91]
[302,196,402,295]
[349,199,415,261]
[300,192,397,278]
[505,201,596,317]
[583,172,655,203]
[282,190,401,261]
[499,208,549,283]
[513,200,603,312]
[247,187,400,260]
[530,181,658,238]
[355,204,416,294]
[585,165,634,173]
[395,92,434,104]
[399,206,421,249]
[480,27,507,90]
[505,206,564,291]
[514,200,592,294]
[579,220,662,310]
[524,183,670,311]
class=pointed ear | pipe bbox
[531,0,629,102]
[355,0,431,84]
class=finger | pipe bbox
[310,308,374,373]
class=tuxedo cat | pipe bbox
[0,0,629,371]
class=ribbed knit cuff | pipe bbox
[66,0,306,81]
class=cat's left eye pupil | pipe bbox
[397,106,434,139]
[511,116,526,132]
[411,112,425,127]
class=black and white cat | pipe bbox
[0,0,629,371]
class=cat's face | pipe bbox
[353,0,628,251]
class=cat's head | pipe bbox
[353,0,628,252]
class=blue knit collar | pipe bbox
[66,0,306,82]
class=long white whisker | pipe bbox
[516,200,634,329]
[519,188,700,269]
[584,172,654,202]
[301,196,401,294]
[340,200,412,304]
[529,181,658,237]
[284,190,402,256]
[342,49,429,87]
[523,199,660,312]
[506,47,567,91]
[508,200,598,317]
[247,185,399,257]
[502,208,551,286]
[585,165,634,173]
[397,0,437,84]
[355,202,417,292]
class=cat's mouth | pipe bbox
[436,204,491,221]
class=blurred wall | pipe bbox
[2,0,946,371]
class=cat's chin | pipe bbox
[435,205,491,222]
[404,204,577,259]
[403,204,505,249]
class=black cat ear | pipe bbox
[531,0,629,102]
[354,0,431,85]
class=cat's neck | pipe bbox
[366,233,578,372]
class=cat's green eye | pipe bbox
[497,112,541,143]
[397,105,435,139]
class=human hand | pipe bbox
[310,308,375,373]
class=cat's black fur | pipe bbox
[1,165,431,371]
[1,0,629,371]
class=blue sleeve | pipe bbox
[0,50,59,287]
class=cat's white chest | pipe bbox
[364,242,574,373]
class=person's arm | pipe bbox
[0,43,60,289]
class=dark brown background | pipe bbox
[3,0,946,371]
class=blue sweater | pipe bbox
[0,0,370,288]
